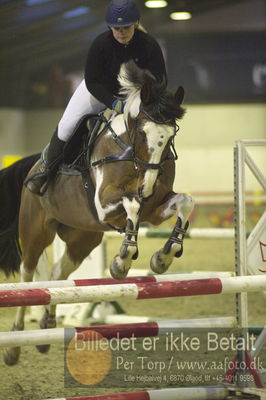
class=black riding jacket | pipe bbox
[85,29,167,109]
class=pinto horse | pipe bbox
[0,61,194,365]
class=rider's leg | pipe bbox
[25,130,65,195]
[25,80,104,196]
[57,80,105,142]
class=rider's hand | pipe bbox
[111,98,126,113]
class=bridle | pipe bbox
[135,105,180,171]
[139,105,176,126]
[91,106,179,172]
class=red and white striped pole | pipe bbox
[0,271,233,292]
[0,317,236,348]
[0,275,265,308]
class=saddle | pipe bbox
[48,110,114,227]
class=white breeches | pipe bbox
[57,79,105,141]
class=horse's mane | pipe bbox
[118,60,185,122]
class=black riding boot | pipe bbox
[25,130,65,196]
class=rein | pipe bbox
[91,115,135,168]
[91,109,179,172]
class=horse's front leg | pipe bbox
[150,192,194,274]
[110,195,141,280]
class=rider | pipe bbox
[25,0,167,195]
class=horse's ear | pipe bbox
[175,86,185,105]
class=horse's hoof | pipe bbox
[36,344,51,353]
[150,250,171,274]
[3,347,21,366]
[110,255,130,280]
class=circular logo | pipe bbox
[66,330,112,386]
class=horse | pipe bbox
[0,61,194,365]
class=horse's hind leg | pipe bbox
[3,204,56,365]
[3,261,36,366]
[37,227,103,353]
[149,192,194,274]
[35,247,73,354]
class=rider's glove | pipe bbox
[111,98,125,113]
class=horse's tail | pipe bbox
[0,154,40,277]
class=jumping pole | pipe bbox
[0,271,234,292]
[0,317,237,348]
[0,275,266,308]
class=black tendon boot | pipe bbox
[25,130,65,196]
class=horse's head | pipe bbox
[118,61,185,198]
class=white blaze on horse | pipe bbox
[0,61,194,365]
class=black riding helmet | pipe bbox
[106,0,140,27]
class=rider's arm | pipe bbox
[84,33,117,109]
